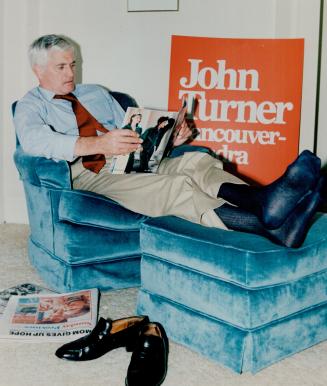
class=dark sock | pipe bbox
[215,175,325,248]
[215,203,272,242]
[218,150,321,229]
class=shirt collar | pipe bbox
[37,86,55,101]
[37,85,80,101]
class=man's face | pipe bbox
[34,48,76,95]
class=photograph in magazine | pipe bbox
[0,283,56,319]
[12,292,91,324]
[108,99,187,174]
[0,288,99,341]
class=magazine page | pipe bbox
[0,288,99,342]
[147,99,188,173]
[0,283,56,319]
[107,107,179,174]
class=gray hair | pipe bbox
[28,34,75,67]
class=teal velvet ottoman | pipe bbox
[137,214,327,373]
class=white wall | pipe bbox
[275,0,321,156]
[0,0,324,224]
[0,0,4,223]
[317,0,327,165]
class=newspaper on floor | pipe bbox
[0,283,57,319]
[0,288,99,342]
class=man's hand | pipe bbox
[74,129,142,157]
[99,129,143,155]
[172,119,193,147]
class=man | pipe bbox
[14,34,325,248]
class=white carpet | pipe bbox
[0,224,327,386]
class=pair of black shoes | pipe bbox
[55,315,168,386]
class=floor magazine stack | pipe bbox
[0,283,99,341]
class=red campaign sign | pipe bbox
[168,35,304,184]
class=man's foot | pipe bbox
[268,175,326,248]
[216,174,326,248]
[260,150,321,228]
[218,151,321,229]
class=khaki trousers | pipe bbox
[71,152,244,229]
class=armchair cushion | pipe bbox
[58,189,148,231]
[53,221,142,265]
[140,214,327,289]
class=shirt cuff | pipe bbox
[53,134,79,162]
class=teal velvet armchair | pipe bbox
[13,91,211,292]
[13,92,148,292]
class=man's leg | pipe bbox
[159,152,244,197]
[71,151,324,248]
[162,150,325,247]
[71,159,225,228]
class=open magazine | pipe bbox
[0,288,99,342]
[108,99,187,174]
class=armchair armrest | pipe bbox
[14,146,72,189]
[169,144,214,158]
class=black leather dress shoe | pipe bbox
[55,315,149,361]
[125,322,169,386]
